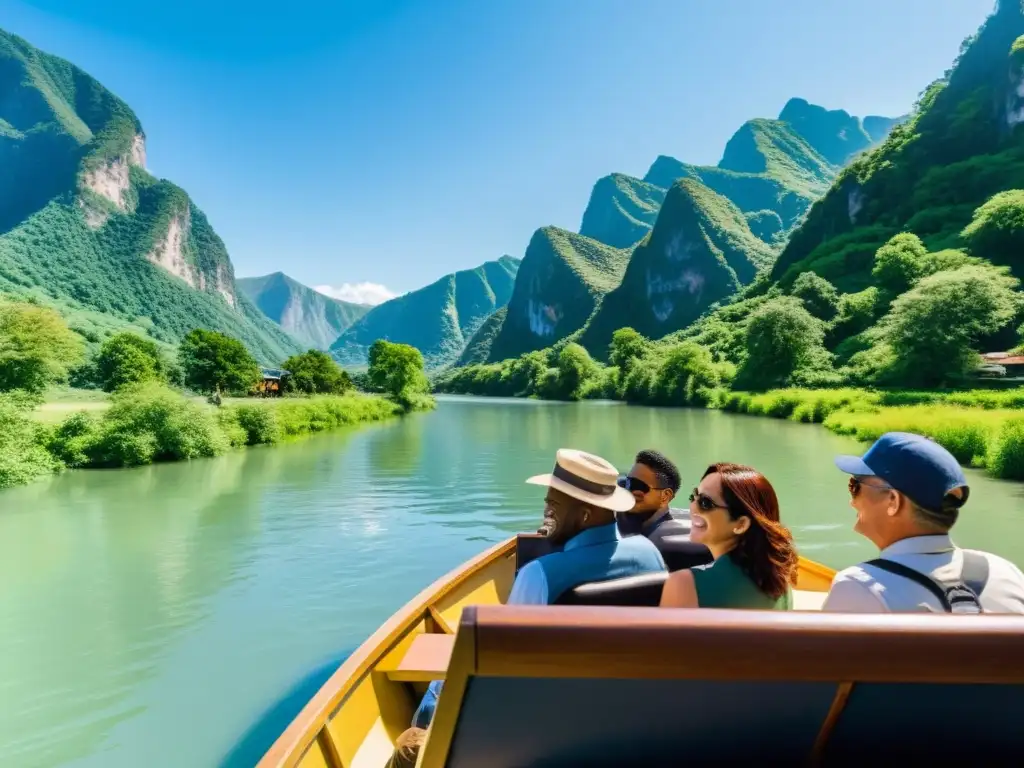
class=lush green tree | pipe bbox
[653,342,722,405]
[790,271,840,320]
[737,297,829,389]
[367,339,430,409]
[608,328,650,375]
[178,328,260,395]
[95,332,168,392]
[872,233,927,294]
[877,264,1020,386]
[281,350,353,395]
[961,189,1024,267]
[0,302,84,394]
[550,343,600,401]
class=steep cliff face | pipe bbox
[579,179,775,357]
[771,2,1024,288]
[238,272,370,351]
[0,28,297,361]
[578,173,667,248]
[330,255,520,369]
[486,228,630,362]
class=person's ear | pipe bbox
[887,491,903,517]
[663,488,675,504]
[732,515,751,536]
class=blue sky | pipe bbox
[3,0,996,303]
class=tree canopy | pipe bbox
[0,301,84,394]
[367,340,430,409]
[281,350,353,395]
[95,332,168,392]
[178,329,260,395]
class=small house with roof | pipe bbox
[256,368,290,397]
[979,352,1024,378]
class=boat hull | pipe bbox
[256,538,833,768]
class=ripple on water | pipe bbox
[4,397,1024,768]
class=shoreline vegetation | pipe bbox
[434,362,1024,482]
[0,301,434,490]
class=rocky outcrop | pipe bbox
[79,133,148,225]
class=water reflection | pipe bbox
[2,397,1024,768]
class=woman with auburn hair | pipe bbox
[660,462,798,609]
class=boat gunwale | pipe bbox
[255,536,516,768]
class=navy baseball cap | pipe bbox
[835,432,969,513]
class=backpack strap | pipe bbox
[961,550,990,597]
[865,558,952,611]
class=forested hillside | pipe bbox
[0,29,301,363]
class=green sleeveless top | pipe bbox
[691,553,791,610]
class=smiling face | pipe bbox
[539,488,590,546]
[625,462,672,515]
[689,472,750,557]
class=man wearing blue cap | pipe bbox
[823,431,1024,614]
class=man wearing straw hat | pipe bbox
[405,448,666,736]
[510,447,667,604]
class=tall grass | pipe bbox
[716,387,1024,480]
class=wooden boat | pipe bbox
[257,536,1024,767]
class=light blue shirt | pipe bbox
[507,522,666,605]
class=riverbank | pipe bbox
[0,384,418,490]
[435,374,1024,480]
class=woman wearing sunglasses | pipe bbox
[660,462,798,609]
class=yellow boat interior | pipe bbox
[258,536,1024,768]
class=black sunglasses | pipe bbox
[689,488,729,512]
[617,476,666,495]
[848,476,894,498]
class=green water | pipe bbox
[2,395,1024,767]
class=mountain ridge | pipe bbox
[330,255,521,369]
[237,272,370,351]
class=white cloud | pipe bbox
[313,282,398,306]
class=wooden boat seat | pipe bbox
[419,605,1024,767]
[379,633,455,682]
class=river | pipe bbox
[2,395,1023,767]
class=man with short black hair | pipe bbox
[823,431,1024,614]
[616,449,692,545]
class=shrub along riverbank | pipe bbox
[436,357,1024,481]
[0,384,406,490]
[717,388,1024,480]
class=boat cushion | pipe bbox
[554,572,667,607]
[655,534,713,571]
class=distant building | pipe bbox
[979,352,1024,377]
[256,368,290,397]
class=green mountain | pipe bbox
[0,29,300,363]
[581,100,900,254]
[776,98,901,167]
[579,179,776,356]
[578,174,666,248]
[457,306,507,366]
[772,1,1024,291]
[237,272,370,351]
[330,255,520,369]
[484,227,630,363]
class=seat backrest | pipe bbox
[554,572,668,607]
[655,534,713,571]
[514,533,558,574]
[419,606,1024,768]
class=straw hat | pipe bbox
[526,448,636,512]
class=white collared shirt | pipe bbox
[822,534,1024,614]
